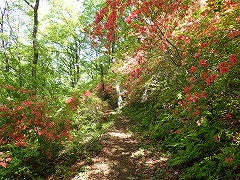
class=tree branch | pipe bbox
[23,0,34,9]
[156,23,183,64]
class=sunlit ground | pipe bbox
[71,116,174,180]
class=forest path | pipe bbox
[71,113,178,180]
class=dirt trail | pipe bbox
[71,115,178,180]
[72,116,138,179]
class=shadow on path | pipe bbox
[71,114,179,180]
[72,116,138,180]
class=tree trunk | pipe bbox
[115,84,123,108]
[100,63,106,100]
[75,38,80,87]
[24,0,40,89]
[32,0,40,83]
[0,2,10,72]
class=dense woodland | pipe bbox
[0,0,239,179]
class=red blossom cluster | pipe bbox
[66,96,78,110]
[0,84,35,94]
[0,98,72,146]
[200,55,237,86]
[81,91,92,101]
[92,0,188,51]
[189,66,197,73]
[0,152,12,168]
[0,86,73,162]
[218,54,237,75]
[205,74,218,86]
[177,52,238,129]
[92,0,239,128]
[199,60,208,67]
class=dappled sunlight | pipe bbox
[70,116,139,179]
[1,0,238,178]
[145,156,170,166]
[72,157,112,180]
[131,148,146,158]
[108,132,132,139]
[69,116,178,180]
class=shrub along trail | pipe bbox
[71,113,178,180]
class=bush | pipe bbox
[0,85,73,179]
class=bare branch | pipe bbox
[23,0,34,9]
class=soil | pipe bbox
[70,114,179,180]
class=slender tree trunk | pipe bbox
[0,2,10,72]
[32,0,39,81]
[110,34,123,107]
[110,38,115,64]
[100,63,106,100]
[24,0,40,89]
[115,84,123,108]
[75,38,80,87]
[70,61,75,88]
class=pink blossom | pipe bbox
[0,162,8,168]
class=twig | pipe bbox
[23,0,34,9]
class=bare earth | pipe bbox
[70,115,178,180]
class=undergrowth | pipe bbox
[123,102,240,180]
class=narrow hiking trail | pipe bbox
[71,114,179,180]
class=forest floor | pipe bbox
[70,113,179,180]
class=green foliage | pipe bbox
[123,55,239,178]
[49,92,112,178]
[1,0,239,179]
[0,85,73,179]
[124,99,239,179]
[0,85,111,179]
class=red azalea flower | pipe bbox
[177,34,184,40]
[196,108,201,116]
[229,54,237,65]
[5,157,12,162]
[0,162,8,168]
[199,60,208,67]
[201,72,207,79]
[225,114,232,119]
[218,62,228,68]
[66,97,76,104]
[201,91,207,98]
[190,66,197,73]
[184,86,190,94]
[194,50,201,59]
[225,157,233,163]
[210,74,217,80]
[206,77,211,85]
[188,94,193,102]
[219,67,229,74]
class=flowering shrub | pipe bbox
[66,96,78,110]
[77,91,109,122]
[0,85,73,178]
[0,152,12,168]
[91,0,239,179]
